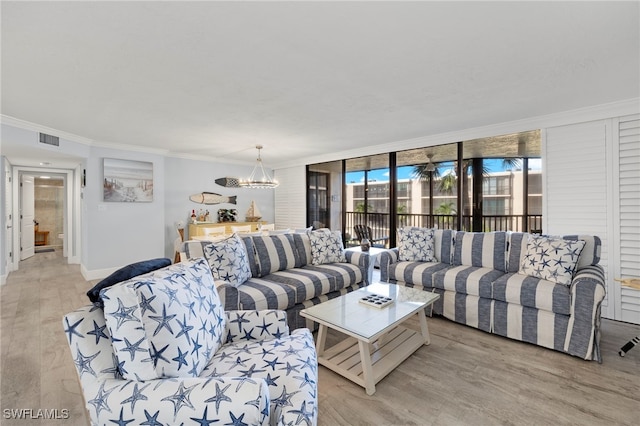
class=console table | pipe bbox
[188,221,265,238]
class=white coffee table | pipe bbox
[300,282,440,395]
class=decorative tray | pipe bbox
[359,294,394,309]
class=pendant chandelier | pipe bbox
[239,145,279,189]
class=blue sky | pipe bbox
[346,159,542,183]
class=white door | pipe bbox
[20,174,35,260]
[4,165,13,270]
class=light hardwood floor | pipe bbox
[1,250,639,425]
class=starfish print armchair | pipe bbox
[63,257,317,425]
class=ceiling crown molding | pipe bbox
[1,114,170,156]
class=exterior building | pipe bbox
[346,167,543,239]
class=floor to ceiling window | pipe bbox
[462,130,541,232]
[396,142,460,231]
[345,154,390,247]
[307,130,541,247]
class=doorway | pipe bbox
[33,174,65,253]
[12,166,79,270]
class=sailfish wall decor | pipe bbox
[189,192,237,205]
[215,177,240,188]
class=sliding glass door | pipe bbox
[307,161,343,231]
[345,154,390,248]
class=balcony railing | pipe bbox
[345,212,543,247]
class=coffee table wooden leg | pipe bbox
[316,324,328,357]
[418,309,431,345]
[358,340,376,395]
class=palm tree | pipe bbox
[434,201,457,215]
[413,159,492,216]
[501,158,522,171]
[354,202,372,213]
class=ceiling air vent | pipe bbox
[39,133,59,146]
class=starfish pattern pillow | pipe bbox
[518,235,586,285]
[309,229,347,265]
[101,257,226,380]
[203,234,252,287]
[398,226,436,262]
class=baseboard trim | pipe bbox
[81,264,118,282]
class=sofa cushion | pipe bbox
[518,235,585,286]
[203,328,318,424]
[203,234,252,287]
[433,229,456,265]
[432,265,505,298]
[385,261,452,287]
[309,229,347,265]
[454,231,507,272]
[237,277,297,311]
[252,234,303,276]
[182,237,260,278]
[508,233,600,273]
[261,269,335,304]
[100,258,226,380]
[302,263,363,292]
[398,226,436,262]
[292,232,313,266]
[506,232,528,273]
[492,273,571,315]
[86,257,172,306]
[560,235,601,270]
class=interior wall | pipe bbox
[82,146,166,275]
[0,157,11,283]
[545,120,612,318]
[274,166,307,231]
[163,156,274,259]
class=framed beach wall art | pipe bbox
[103,158,153,202]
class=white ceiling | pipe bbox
[1,1,639,169]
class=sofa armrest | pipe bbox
[344,250,370,283]
[379,248,400,282]
[570,265,607,308]
[344,249,369,268]
[225,310,290,343]
[83,376,269,425]
[566,264,607,361]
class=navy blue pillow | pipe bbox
[87,258,172,306]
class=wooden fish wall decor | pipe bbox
[215,177,240,188]
[189,192,237,205]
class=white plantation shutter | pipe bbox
[274,166,307,230]
[545,121,611,315]
[617,114,640,323]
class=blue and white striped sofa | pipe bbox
[380,230,606,361]
[182,232,369,330]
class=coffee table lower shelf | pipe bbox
[317,324,426,395]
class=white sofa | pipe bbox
[181,230,370,330]
[380,229,606,361]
